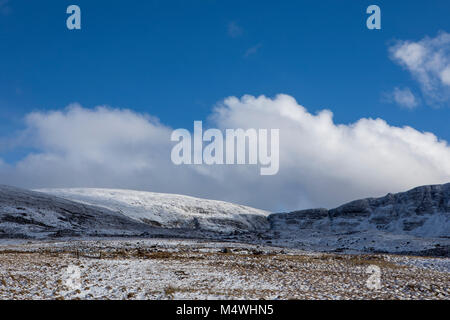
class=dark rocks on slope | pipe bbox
[269,183,450,237]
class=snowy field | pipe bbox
[0,238,448,300]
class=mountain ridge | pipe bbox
[270,182,450,237]
[267,182,449,256]
[0,185,154,239]
[1,183,449,256]
[36,188,270,233]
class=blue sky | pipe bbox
[1,1,449,139]
[1,0,450,209]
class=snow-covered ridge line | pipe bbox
[0,185,153,239]
[37,188,270,233]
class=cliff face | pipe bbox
[267,184,449,256]
[270,183,450,238]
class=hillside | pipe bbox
[269,183,450,255]
[0,185,153,239]
[37,188,270,233]
[1,183,449,256]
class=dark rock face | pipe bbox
[281,209,329,220]
[332,183,450,218]
[268,209,329,230]
[329,199,372,218]
[269,183,450,238]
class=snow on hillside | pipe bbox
[268,183,450,255]
[0,185,153,239]
[37,188,270,233]
[3,183,448,255]
[270,183,450,238]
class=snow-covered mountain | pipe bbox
[0,185,153,239]
[1,183,449,255]
[37,188,270,233]
[268,183,450,255]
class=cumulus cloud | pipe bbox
[208,95,450,209]
[388,87,419,109]
[0,105,209,196]
[389,32,450,105]
[1,96,450,211]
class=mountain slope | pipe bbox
[0,185,154,239]
[268,183,450,255]
[37,188,270,233]
[2,183,448,255]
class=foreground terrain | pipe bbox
[0,238,448,300]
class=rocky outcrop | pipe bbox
[266,184,450,256]
[270,183,450,238]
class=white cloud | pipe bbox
[208,95,450,209]
[0,0,11,15]
[0,105,202,194]
[227,21,243,38]
[1,95,450,211]
[390,87,419,109]
[389,32,450,105]
[244,43,262,58]
[441,66,450,85]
